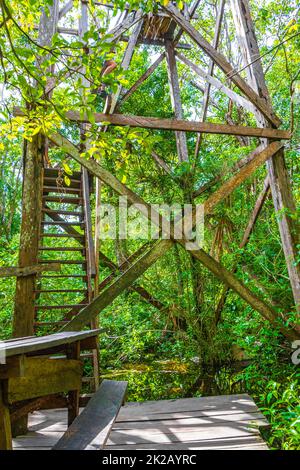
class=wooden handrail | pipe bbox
[0,264,61,277]
[82,168,96,278]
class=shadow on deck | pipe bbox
[13,394,269,450]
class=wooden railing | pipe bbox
[82,167,96,279]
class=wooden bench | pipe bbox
[53,379,127,450]
[0,330,102,450]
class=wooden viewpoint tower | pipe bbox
[13,0,300,391]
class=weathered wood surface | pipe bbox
[109,13,143,113]
[204,143,282,214]
[62,110,289,139]
[12,394,268,450]
[230,0,300,314]
[2,330,101,358]
[162,2,280,127]
[165,39,189,162]
[82,169,96,278]
[120,54,165,105]
[0,264,61,277]
[7,357,82,403]
[176,51,257,116]
[106,394,269,450]
[13,135,44,340]
[240,176,270,247]
[53,380,127,450]
[194,0,225,157]
[13,107,290,139]
[0,385,12,450]
[52,132,298,338]
[0,356,25,379]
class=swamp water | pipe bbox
[100,360,249,402]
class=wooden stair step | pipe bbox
[44,176,81,188]
[41,221,84,226]
[44,168,82,179]
[35,304,88,310]
[42,196,83,204]
[38,259,86,263]
[39,246,86,252]
[38,247,85,252]
[41,233,84,239]
[43,186,82,195]
[38,274,88,279]
[42,209,83,216]
[50,352,95,359]
[35,289,87,293]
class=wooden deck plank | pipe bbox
[13,394,269,451]
[116,393,259,419]
[107,423,263,446]
[3,330,101,357]
[113,411,267,429]
[53,380,127,450]
[109,436,268,450]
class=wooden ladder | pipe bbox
[34,166,99,391]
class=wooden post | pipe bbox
[12,0,59,436]
[230,0,300,314]
[66,342,80,426]
[109,12,143,113]
[79,0,100,391]
[165,39,189,162]
[94,179,102,297]
[13,136,44,339]
[0,383,12,450]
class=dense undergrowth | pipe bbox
[0,0,299,451]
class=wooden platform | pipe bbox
[13,394,269,450]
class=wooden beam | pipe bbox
[230,0,271,100]
[98,249,166,311]
[0,356,25,379]
[105,10,144,44]
[165,39,189,162]
[176,52,257,116]
[60,240,174,331]
[215,176,271,326]
[230,0,300,314]
[204,144,281,214]
[13,136,44,338]
[151,150,173,176]
[82,169,96,278]
[0,264,61,277]
[194,0,225,157]
[0,385,12,450]
[193,143,266,199]
[53,380,127,450]
[162,2,281,127]
[66,342,80,426]
[121,36,191,49]
[48,109,289,139]
[240,176,270,247]
[109,14,143,113]
[53,134,298,339]
[58,1,73,21]
[120,54,165,105]
[6,357,82,404]
[13,2,59,347]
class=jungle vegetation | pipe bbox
[0,0,299,450]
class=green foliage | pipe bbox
[0,0,299,450]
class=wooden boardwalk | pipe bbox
[13,394,269,450]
